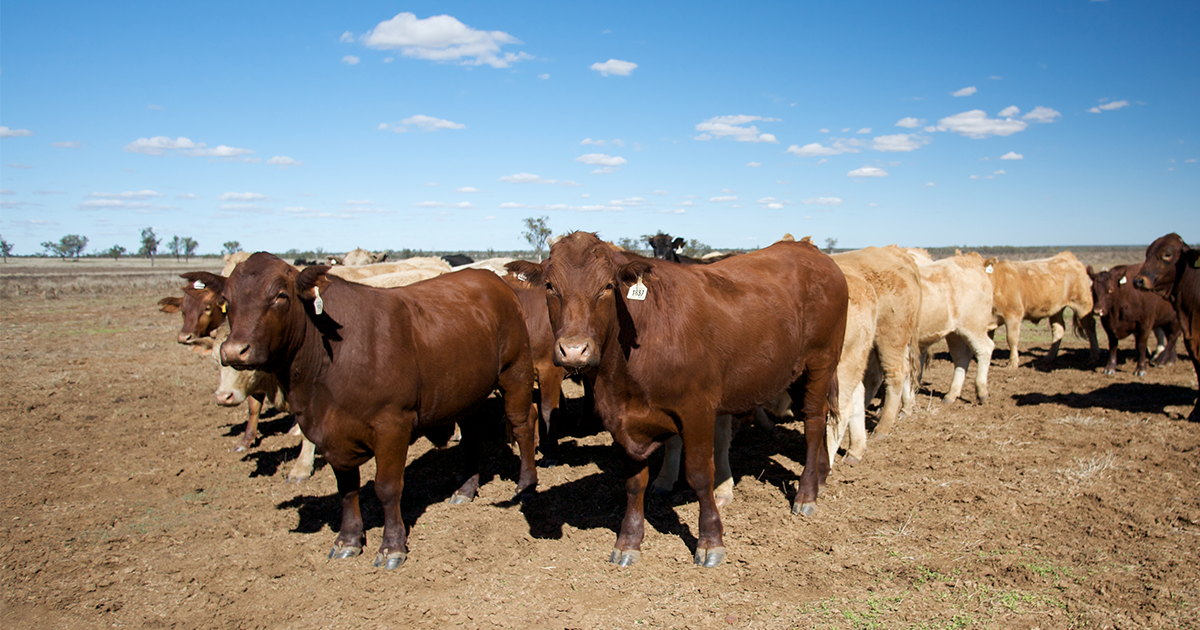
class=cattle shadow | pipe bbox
[241,441,328,479]
[1013,382,1196,415]
[221,409,295,441]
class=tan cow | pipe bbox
[985,252,1093,368]
[327,257,451,283]
[831,246,923,436]
[341,248,388,266]
[908,250,995,404]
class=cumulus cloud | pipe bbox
[86,190,164,200]
[340,31,354,43]
[709,196,737,202]
[1023,106,1062,123]
[896,117,924,129]
[455,187,480,193]
[267,156,302,168]
[747,162,761,167]
[857,128,872,134]
[0,127,33,138]
[581,138,606,146]
[872,134,930,152]
[51,141,81,148]
[590,59,637,76]
[1000,151,1024,160]
[953,86,977,97]
[786,139,862,157]
[124,136,255,158]
[936,110,1028,139]
[998,106,1020,117]
[1088,100,1129,114]
[342,55,361,65]
[801,197,843,206]
[413,201,475,209]
[847,166,888,178]
[575,153,626,167]
[362,12,532,68]
[499,173,557,184]
[177,193,201,199]
[695,115,779,143]
[218,192,268,202]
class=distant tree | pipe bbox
[183,237,199,262]
[139,227,161,266]
[824,237,838,254]
[222,241,241,256]
[683,238,713,258]
[522,216,552,262]
[0,235,12,263]
[167,236,184,261]
[616,237,642,253]
[41,234,88,261]
[103,244,127,261]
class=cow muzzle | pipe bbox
[214,389,245,407]
[555,335,599,369]
[220,341,259,369]
[1132,276,1150,290]
[177,331,195,345]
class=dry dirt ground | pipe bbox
[2,285,1199,629]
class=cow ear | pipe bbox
[158,296,182,313]
[181,271,225,295]
[1086,265,1095,277]
[617,260,653,286]
[505,260,545,284]
[296,265,332,302]
[672,237,685,250]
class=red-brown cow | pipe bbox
[503,260,568,464]
[158,272,226,354]
[1087,263,1181,376]
[544,232,847,567]
[1133,233,1200,421]
[196,253,539,570]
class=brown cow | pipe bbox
[544,232,846,567]
[985,252,1094,368]
[1088,263,1180,376]
[158,272,227,355]
[199,253,539,570]
[831,246,922,436]
[1133,233,1200,421]
[908,250,996,404]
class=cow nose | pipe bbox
[556,336,594,368]
[221,342,252,366]
[1132,276,1147,290]
[178,331,194,344]
[214,390,237,406]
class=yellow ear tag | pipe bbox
[313,286,324,315]
[220,303,227,314]
[626,276,648,301]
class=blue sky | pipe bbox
[2,1,1197,255]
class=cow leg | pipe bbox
[329,466,365,560]
[1044,312,1066,364]
[236,393,265,452]
[286,437,317,484]
[943,333,972,403]
[650,435,682,495]
[790,370,832,517]
[1149,327,1167,365]
[871,344,908,436]
[1082,313,1100,364]
[1134,324,1150,377]
[840,381,868,465]
[1156,328,1181,366]
[683,425,726,568]
[862,352,889,437]
[499,367,539,497]
[1004,317,1023,369]
[611,454,649,567]
[448,418,484,504]
[1188,353,1200,423]
[969,332,994,405]
[536,369,564,466]
[1103,321,1120,375]
[372,423,413,570]
[713,414,734,508]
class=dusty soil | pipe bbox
[2,291,1198,630]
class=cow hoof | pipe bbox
[792,501,818,517]
[233,444,248,453]
[537,457,560,468]
[870,432,889,441]
[609,549,640,567]
[694,546,726,568]
[649,484,672,496]
[448,493,473,505]
[285,474,310,484]
[328,544,361,560]
[374,551,407,570]
[843,455,861,466]
[1104,368,1115,375]
[714,492,733,509]
[1135,369,1147,377]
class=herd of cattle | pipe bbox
[156,231,1200,570]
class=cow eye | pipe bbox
[1162,254,1172,261]
[545,282,556,295]
[604,283,614,291]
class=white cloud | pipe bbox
[1000,151,1024,160]
[177,193,200,199]
[87,190,164,200]
[124,136,255,158]
[362,12,532,69]
[218,192,267,202]
[340,31,354,43]
[872,134,929,152]
[538,74,549,80]
[575,153,627,167]
[342,55,360,65]
[953,86,978,97]
[218,204,274,213]
[709,196,737,202]
[401,114,466,131]
[747,162,762,167]
[268,156,302,168]
[994,170,1006,175]
[695,115,779,143]
[998,106,1020,117]
[455,187,480,193]
[896,117,924,129]
[856,128,872,134]
[801,197,843,206]
[590,59,638,76]
[1023,106,1062,123]
[51,141,81,148]
[74,199,176,211]
[499,173,557,184]
[936,110,1028,139]
[413,201,475,209]
[0,127,33,138]
[924,182,936,187]
[847,166,888,178]
[342,199,376,206]
[609,197,646,206]
[498,202,619,213]
[1088,100,1129,114]
[786,139,861,157]
[581,138,605,146]
[819,128,830,133]
[652,190,669,196]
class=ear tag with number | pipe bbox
[1119,276,1127,285]
[193,280,206,290]
[312,286,325,315]
[985,265,994,274]
[626,276,648,301]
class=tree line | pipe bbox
[0,229,241,264]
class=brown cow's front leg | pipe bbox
[683,430,726,568]
[372,427,412,570]
[329,466,364,560]
[236,393,265,452]
[1133,325,1151,376]
[611,454,649,567]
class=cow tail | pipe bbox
[1071,308,1091,340]
[826,372,840,424]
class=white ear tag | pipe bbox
[312,286,324,315]
[985,265,994,274]
[1119,276,1127,285]
[626,276,648,301]
[193,280,206,290]
[517,273,527,282]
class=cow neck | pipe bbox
[587,296,659,451]
[278,296,331,396]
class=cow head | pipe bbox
[545,232,650,370]
[646,232,685,262]
[1133,233,1194,298]
[1087,265,1125,317]
[173,271,227,346]
[217,252,329,372]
